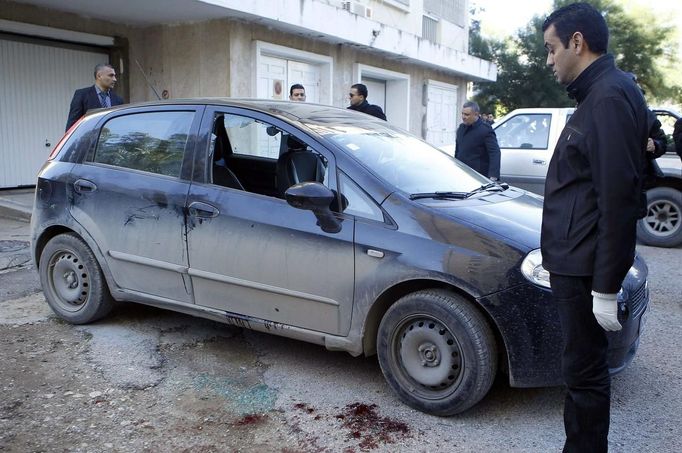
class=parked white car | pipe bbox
[441,107,682,247]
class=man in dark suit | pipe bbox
[347,83,386,120]
[455,101,501,180]
[65,63,124,131]
[540,3,649,451]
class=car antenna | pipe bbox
[134,59,162,100]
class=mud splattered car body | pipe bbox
[31,99,649,415]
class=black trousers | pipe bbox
[550,274,611,453]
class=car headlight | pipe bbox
[521,249,551,288]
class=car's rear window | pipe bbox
[92,111,194,177]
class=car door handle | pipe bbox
[73,179,97,193]
[532,159,546,165]
[367,249,384,258]
[188,201,220,218]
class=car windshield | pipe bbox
[306,122,488,194]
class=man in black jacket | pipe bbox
[541,3,649,452]
[347,83,386,120]
[65,63,124,131]
[454,101,501,180]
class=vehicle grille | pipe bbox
[628,282,648,319]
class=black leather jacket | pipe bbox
[347,100,386,121]
[541,55,649,294]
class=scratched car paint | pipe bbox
[30,99,650,416]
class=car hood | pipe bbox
[421,188,544,250]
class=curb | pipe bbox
[0,203,31,223]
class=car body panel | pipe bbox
[185,182,355,335]
[69,164,194,303]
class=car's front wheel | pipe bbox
[637,187,682,248]
[39,233,114,324]
[377,290,497,416]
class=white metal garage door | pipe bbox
[0,37,108,188]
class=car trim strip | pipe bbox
[108,250,188,273]
[188,268,340,307]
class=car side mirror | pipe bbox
[285,182,342,233]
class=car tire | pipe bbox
[377,289,497,416]
[637,187,682,248]
[39,233,114,324]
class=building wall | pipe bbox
[131,18,468,136]
[1,0,470,139]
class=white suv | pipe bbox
[443,108,682,248]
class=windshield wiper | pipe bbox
[464,182,509,198]
[409,191,468,200]
[410,182,509,201]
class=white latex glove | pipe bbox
[591,291,622,332]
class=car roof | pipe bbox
[100,98,388,127]
[650,107,681,120]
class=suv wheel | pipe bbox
[39,233,115,324]
[637,187,682,248]
[377,290,497,416]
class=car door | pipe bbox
[185,107,354,335]
[496,112,554,195]
[69,106,203,303]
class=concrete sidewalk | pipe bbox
[0,188,34,223]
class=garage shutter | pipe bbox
[0,36,108,188]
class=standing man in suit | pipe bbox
[540,3,649,451]
[347,83,386,120]
[455,101,501,180]
[65,63,124,131]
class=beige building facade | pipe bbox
[0,0,496,187]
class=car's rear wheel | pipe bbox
[637,187,682,248]
[377,290,497,416]
[39,233,114,324]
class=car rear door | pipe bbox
[185,107,355,336]
[68,105,203,303]
[496,111,555,195]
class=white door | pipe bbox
[495,112,554,194]
[361,77,386,112]
[288,60,320,104]
[0,37,108,188]
[258,56,321,103]
[258,55,289,100]
[426,83,458,150]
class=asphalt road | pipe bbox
[1,216,680,452]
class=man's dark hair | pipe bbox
[542,2,608,54]
[289,83,305,95]
[94,63,114,79]
[351,83,368,99]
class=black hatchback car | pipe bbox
[31,99,649,415]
